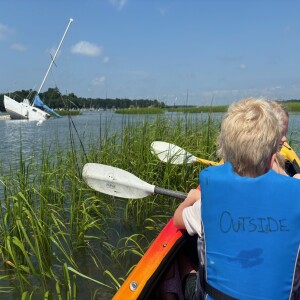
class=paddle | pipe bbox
[150,141,219,166]
[281,142,300,174]
[82,163,187,200]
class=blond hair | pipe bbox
[217,98,281,177]
[268,101,289,134]
[268,101,289,171]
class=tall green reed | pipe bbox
[0,146,114,298]
[81,113,221,293]
[0,113,221,298]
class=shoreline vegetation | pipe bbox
[56,110,81,116]
[0,88,164,113]
[54,102,300,116]
[115,106,228,114]
[2,88,300,114]
[115,101,300,114]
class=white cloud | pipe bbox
[109,0,127,10]
[239,64,247,69]
[103,56,110,64]
[0,23,13,40]
[11,43,27,51]
[92,76,106,86]
[71,41,102,57]
[47,47,62,59]
[158,7,167,16]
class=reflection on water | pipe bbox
[288,113,300,147]
[0,111,122,169]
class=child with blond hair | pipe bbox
[174,98,300,299]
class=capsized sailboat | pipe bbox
[4,95,50,120]
[32,95,61,118]
[4,18,73,121]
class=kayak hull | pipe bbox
[113,218,196,299]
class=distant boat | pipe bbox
[4,18,73,121]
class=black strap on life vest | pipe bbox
[200,264,237,300]
[203,279,237,300]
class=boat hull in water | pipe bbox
[4,95,50,121]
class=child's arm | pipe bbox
[173,189,201,229]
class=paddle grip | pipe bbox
[154,187,187,200]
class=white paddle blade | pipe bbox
[82,163,155,199]
[151,141,196,164]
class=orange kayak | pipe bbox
[112,218,195,300]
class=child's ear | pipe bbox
[270,153,277,169]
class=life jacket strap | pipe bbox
[200,264,237,300]
[203,279,237,300]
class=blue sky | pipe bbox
[1,0,300,106]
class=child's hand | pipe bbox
[187,189,201,204]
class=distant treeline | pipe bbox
[0,87,165,112]
[2,88,300,113]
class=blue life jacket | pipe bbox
[200,162,300,300]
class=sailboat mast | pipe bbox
[37,18,73,94]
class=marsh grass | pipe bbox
[167,106,228,113]
[115,107,164,114]
[57,110,81,116]
[283,101,300,112]
[0,148,114,298]
[0,113,221,299]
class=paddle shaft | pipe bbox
[154,187,187,200]
[195,157,219,166]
